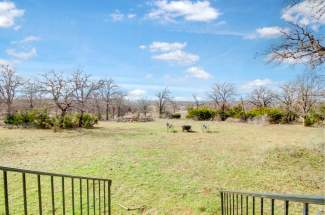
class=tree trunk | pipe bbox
[106,102,109,120]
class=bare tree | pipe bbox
[0,65,22,115]
[113,91,126,118]
[40,71,74,118]
[71,70,103,126]
[92,91,103,120]
[192,94,200,108]
[277,82,298,113]
[295,72,324,119]
[269,0,325,68]
[100,78,118,120]
[23,79,41,109]
[155,88,171,118]
[208,82,236,111]
[249,86,274,108]
[137,98,151,117]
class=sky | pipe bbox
[0,0,323,100]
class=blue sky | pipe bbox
[0,0,322,100]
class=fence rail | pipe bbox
[0,166,112,215]
[220,190,325,215]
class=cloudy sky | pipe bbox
[0,0,323,100]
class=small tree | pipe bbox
[137,98,151,117]
[249,86,274,108]
[155,88,171,118]
[40,71,74,118]
[0,65,22,116]
[192,94,200,108]
[295,72,324,119]
[100,78,118,120]
[71,70,103,127]
[23,79,41,109]
[208,82,236,111]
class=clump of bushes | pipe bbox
[4,110,98,129]
[304,108,325,127]
[170,113,181,119]
[187,107,217,120]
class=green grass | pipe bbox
[0,119,324,214]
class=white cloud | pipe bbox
[0,59,9,65]
[282,0,325,27]
[12,35,41,44]
[148,41,186,52]
[110,10,137,22]
[266,51,311,65]
[142,41,199,65]
[0,1,24,28]
[186,66,211,80]
[148,0,220,22]
[241,79,273,91]
[246,26,289,39]
[128,89,146,100]
[6,47,37,61]
[153,49,199,64]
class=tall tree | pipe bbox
[249,86,274,108]
[0,65,22,115]
[208,82,236,111]
[23,79,40,109]
[40,71,74,118]
[71,70,103,126]
[137,98,151,117]
[100,78,118,120]
[269,0,325,68]
[155,88,171,118]
[295,72,324,119]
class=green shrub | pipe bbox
[217,110,229,121]
[33,110,53,129]
[187,107,217,120]
[304,110,324,127]
[267,109,284,124]
[80,113,98,128]
[170,113,181,119]
[281,111,298,124]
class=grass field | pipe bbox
[0,120,324,214]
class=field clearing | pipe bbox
[0,119,324,214]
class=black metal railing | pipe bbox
[0,166,112,215]
[220,190,325,215]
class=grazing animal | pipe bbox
[182,125,192,132]
[166,122,174,132]
[201,124,209,132]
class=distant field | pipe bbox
[0,120,324,214]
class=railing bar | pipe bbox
[22,173,28,215]
[62,176,66,215]
[303,203,308,215]
[271,199,274,215]
[3,171,9,215]
[37,174,43,215]
[221,192,224,215]
[51,176,55,215]
[230,193,232,215]
[104,180,106,215]
[252,196,255,215]
[240,195,243,215]
[236,194,238,215]
[87,179,90,215]
[233,193,235,215]
[284,200,289,215]
[0,166,110,182]
[108,181,111,215]
[220,190,325,205]
[93,179,96,215]
[80,178,83,215]
[72,178,75,215]
[99,180,101,214]
[260,198,263,215]
[246,196,248,215]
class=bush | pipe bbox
[267,109,284,124]
[3,110,97,129]
[170,113,181,119]
[304,110,325,127]
[217,110,230,121]
[187,107,217,120]
[80,113,98,128]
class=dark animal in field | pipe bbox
[166,122,174,132]
[182,125,192,132]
